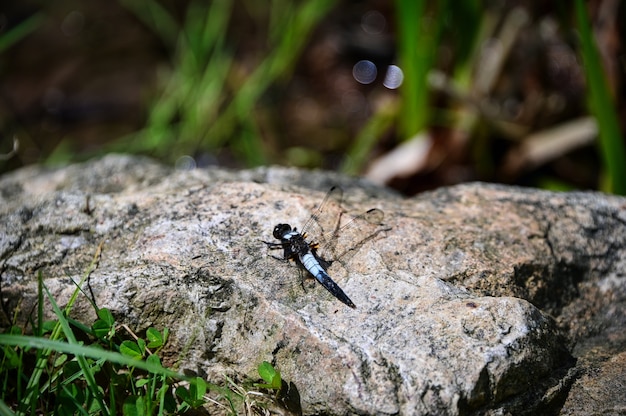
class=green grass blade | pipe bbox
[575,0,626,194]
[16,244,104,415]
[0,13,44,54]
[0,336,186,380]
[342,100,398,175]
[0,398,16,416]
[394,0,447,139]
[17,273,51,416]
[37,272,43,338]
[59,384,91,416]
[395,0,425,139]
[208,0,336,157]
[43,285,110,416]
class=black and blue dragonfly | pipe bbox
[263,186,387,309]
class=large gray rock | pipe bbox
[1,155,624,415]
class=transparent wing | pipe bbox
[200,238,307,305]
[299,186,387,264]
[318,207,386,264]
[299,186,344,242]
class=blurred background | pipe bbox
[0,0,624,195]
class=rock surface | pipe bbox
[1,155,625,415]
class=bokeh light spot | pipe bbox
[353,60,377,84]
[175,155,196,171]
[361,11,386,35]
[61,11,85,37]
[383,65,404,89]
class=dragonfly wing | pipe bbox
[299,186,344,245]
[318,207,387,264]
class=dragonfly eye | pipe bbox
[273,223,291,239]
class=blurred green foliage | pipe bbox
[2,1,624,193]
[0,12,43,53]
[575,0,626,195]
[112,0,335,166]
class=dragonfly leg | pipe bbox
[262,240,283,249]
[298,269,316,291]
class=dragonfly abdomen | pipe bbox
[300,251,325,278]
[300,251,356,309]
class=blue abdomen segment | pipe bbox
[300,252,356,308]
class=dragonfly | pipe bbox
[263,186,387,309]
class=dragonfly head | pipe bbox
[272,223,292,239]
